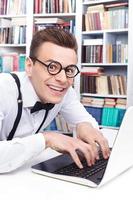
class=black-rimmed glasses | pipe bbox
[31,57,80,78]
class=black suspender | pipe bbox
[7,73,23,140]
[35,110,49,134]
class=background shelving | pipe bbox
[0,0,27,72]
[0,0,133,129]
[79,0,129,128]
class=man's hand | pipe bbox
[43,131,95,168]
[43,123,110,169]
[76,122,110,160]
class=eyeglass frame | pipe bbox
[30,57,80,78]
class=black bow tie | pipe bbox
[31,101,55,113]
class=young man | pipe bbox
[0,28,110,173]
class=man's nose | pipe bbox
[55,69,68,82]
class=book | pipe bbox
[104,2,128,10]
[81,67,104,76]
[19,54,26,71]
[0,18,11,27]
[2,54,14,72]
[96,76,109,95]
[0,56,2,72]
[0,53,21,72]
[101,107,126,127]
[85,4,105,30]
[34,17,65,24]
[85,106,103,125]
[83,38,103,46]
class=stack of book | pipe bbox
[101,107,126,127]
[81,96,126,127]
[84,2,128,31]
[34,0,76,14]
[82,38,103,63]
[106,40,128,63]
[0,0,26,15]
[81,74,127,96]
[0,17,26,44]
[34,17,75,33]
[0,53,26,72]
[81,96,104,125]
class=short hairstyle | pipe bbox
[29,28,78,60]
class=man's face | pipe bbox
[26,42,78,104]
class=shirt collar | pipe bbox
[17,72,40,108]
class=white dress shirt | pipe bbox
[0,72,98,173]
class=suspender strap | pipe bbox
[35,110,49,134]
[7,73,23,140]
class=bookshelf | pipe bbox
[127,0,133,107]
[0,0,27,72]
[0,0,133,129]
[79,0,129,128]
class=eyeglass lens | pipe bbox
[48,61,79,77]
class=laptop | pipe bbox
[31,106,133,188]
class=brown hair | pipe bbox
[29,28,78,60]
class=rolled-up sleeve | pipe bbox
[60,87,99,129]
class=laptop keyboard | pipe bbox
[55,151,109,181]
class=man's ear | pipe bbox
[25,57,33,77]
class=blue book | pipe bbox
[101,107,126,127]
[50,119,57,130]
[116,108,126,127]
[101,107,109,126]
[0,56,2,72]
[44,119,57,131]
[101,107,114,126]
[19,54,26,71]
[85,106,103,125]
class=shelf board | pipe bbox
[105,28,128,33]
[83,0,122,5]
[100,125,119,130]
[82,28,128,34]
[81,63,128,66]
[33,13,76,18]
[81,93,127,98]
[0,14,26,18]
[82,30,104,35]
[0,44,26,47]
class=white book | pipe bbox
[11,17,26,26]
[81,66,104,73]
[2,55,14,72]
[0,18,11,27]
[83,38,103,45]
[34,18,65,24]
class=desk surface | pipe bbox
[1,130,133,200]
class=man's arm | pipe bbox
[0,134,45,173]
[0,125,110,173]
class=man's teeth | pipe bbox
[49,86,64,91]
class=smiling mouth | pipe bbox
[48,85,66,92]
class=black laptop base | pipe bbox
[32,151,109,185]
[54,154,108,184]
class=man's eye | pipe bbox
[49,64,58,71]
[66,67,75,74]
